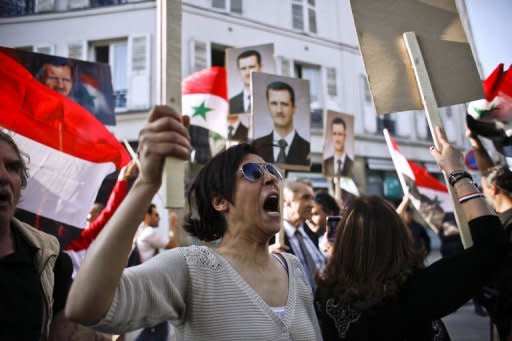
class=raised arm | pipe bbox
[431,126,494,221]
[399,127,507,321]
[466,127,494,174]
[65,161,137,251]
[65,106,190,324]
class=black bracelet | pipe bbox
[448,170,473,187]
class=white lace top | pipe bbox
[91,246,322,340]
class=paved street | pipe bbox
[444,301,491,340]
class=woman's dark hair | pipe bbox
[184,143,258,241]
[319,196,421,310]
[0,130,29,189]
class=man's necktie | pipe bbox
[337,159,343,177]
[246,95,251,112]
[228,125,234,140]
[277,139,288,163]
[295,230,317,289]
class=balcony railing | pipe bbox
[0,0,154,18]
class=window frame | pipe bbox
[211,0,242,14]
[291,0,317,34]
[89,38,129,111]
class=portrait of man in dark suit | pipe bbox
[229,50,262,114]
[323,117,354,177]
[227,114,249,142]
[252,81,310,166]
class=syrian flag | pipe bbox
[0,50,130,244]
[182,67,228,138]
[383,129,452,230]
[468,63,512,123]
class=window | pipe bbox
[295,62,321,104]
[295,62,322,129]
[90,39,128,110]
[377,114,396,135]
[211,43,228,67]
[291,0,317,33]
[212,0,242,14]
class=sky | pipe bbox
[464,0,512,78]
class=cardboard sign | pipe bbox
[349,0,483,114]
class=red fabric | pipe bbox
[0,51,130,168]
[408,160,448,192]
[181,66,228,100]
[65,179,128,251]
[483,63,512,101]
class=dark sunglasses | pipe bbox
[239,162,283,182]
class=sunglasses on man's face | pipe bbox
[239,162,283,182]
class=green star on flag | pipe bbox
[182,67,229,138]
[192,101,212,121]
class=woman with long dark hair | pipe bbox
[315,127,509,340]
[65,106,322,340]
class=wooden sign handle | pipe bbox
[403,32,472,248]
[157,0,185,209]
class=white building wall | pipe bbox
[0,0,469,169]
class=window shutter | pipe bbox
[292,3,304,30]
[326,67,337,97]
[230,0,242,14]
[280,57,291,77]
[68,0,89,9]
[308,8,317,33]
[189,40,208,74]
[34,0,55,13]
[34,44,55,56]
[127,35,151,110]
[67,41,86,60]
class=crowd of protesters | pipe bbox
[1,101,512,341]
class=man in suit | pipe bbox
[229,49,262,114]
[227,116,249,142]
[281,180,325,290]
[323,117,354,177]
[252,81,310,166]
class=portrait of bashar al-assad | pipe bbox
[322,111,355,178]
[226,44,275,115]
[251,72,310,170]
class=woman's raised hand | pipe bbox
[137,106,190,186]
[429,126,464,175]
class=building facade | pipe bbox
[0,0,472,200]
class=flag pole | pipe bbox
[402,32,472,248]
[157,0,185,209]
[382,129,409,197]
